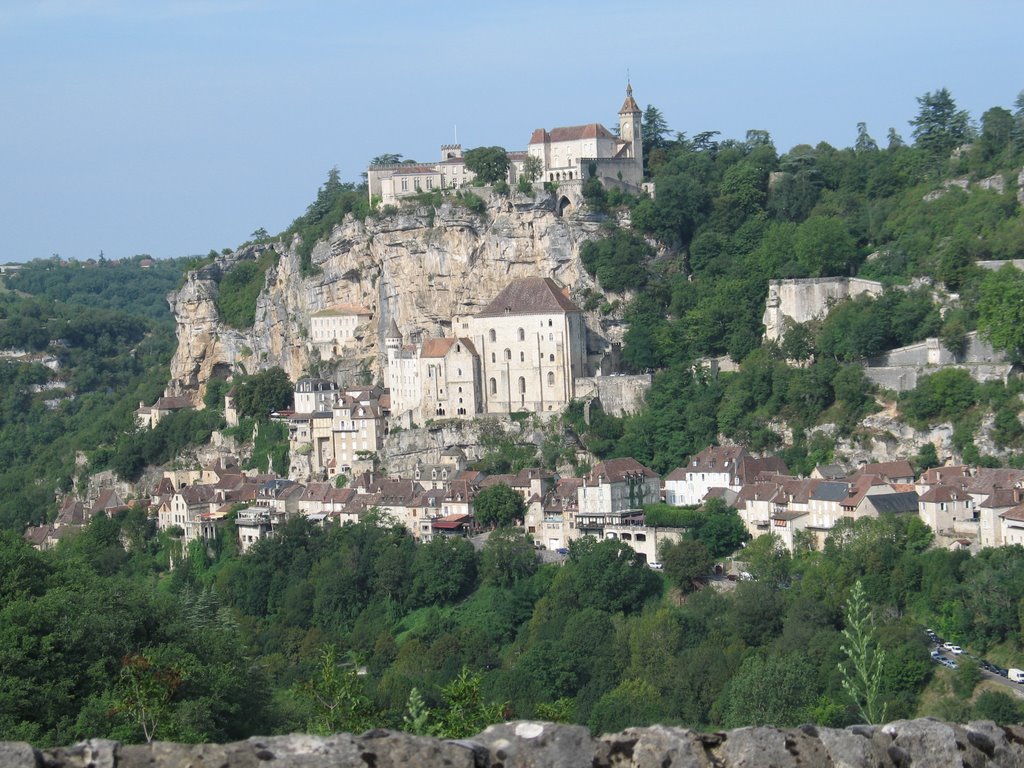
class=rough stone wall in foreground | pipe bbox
[5,718,1024,768]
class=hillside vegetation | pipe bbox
[568,89,1024,473]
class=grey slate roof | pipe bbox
[811,482,851,503]
[865,491,920,514]
[476,277,580,317]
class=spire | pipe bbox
[385,318,401,340]
[619,82,640,115]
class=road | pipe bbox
[932,646,1024,699]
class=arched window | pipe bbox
[456,368,462,376]
[517,328,525,341]
[549,353,555,362]
[504,349,511,360]
[520,351,525,362]
[491,352,496,363]
[489,329,496,342]
[489,378,497,395]
[518,377,526,394]
[547,372,555,386]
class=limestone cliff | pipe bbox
[168,192,611,401]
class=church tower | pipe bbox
[618,83,643,174]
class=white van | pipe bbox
[1008,668,1024,683]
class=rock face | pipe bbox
[9,719,1024,768]
[168,193,609,403]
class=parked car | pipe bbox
[995,666,1010,678]
[947,645,964,655]
[648,561,664,570]
[555,547,569,555]
[943,659,958,670]
[930,650,942,661]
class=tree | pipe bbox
[978,106,1015,162]
[234,367,293,419]
[521,154,543,183]
[793,216,858,277]
[660,538,712,592]
[978,264,1024,360]
[641,105,671,152]
[855,122,878,153]
[116,652,183,743]
[480,528,537,587]
[694,499,749,557]
[838,580,887,725]
[722,651,817,727]
[463,146,510,185]
[910,88,970,159]
[409,536,477,605]
[473,483,525,529]
[369,153,403,166]
[294,644,375,735]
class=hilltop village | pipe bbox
[25,84,1024,569]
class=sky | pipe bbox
[1,0,1022,263]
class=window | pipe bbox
[520,351,525,362]
[517,328,525,341]
[548,319,553,327]
[489,329,496,342]
[547,372,555,386]
[549,353,555,361]
[505,349,512,360]
[518,377,526,394]
[491,352,496,363]
[489,378,497,395]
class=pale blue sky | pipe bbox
[1,0,1021,262]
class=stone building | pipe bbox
[366,144,526,207]
[366,83,644,208]
[287,382,387,481]
[309,305,372,358]
[385,277,587,422]
[528,83,644,190]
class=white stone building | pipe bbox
[385,277,587,422]
[310,305,372,358]
[528,84,643,190]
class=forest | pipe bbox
[4,506,1024,746]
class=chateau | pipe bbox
[386,276,588,424]
[366,84,645,207]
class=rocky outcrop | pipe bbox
[168,193,609,403]
[9,718,1024,768]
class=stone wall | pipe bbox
[763,277,883,342]
[575,374,652,416]
[7,718,1024,768]
[862,331,1013,392]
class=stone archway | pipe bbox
[556,195,573,217]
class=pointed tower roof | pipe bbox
[385,318,401,340]
[619,82,641,115]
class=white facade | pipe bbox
[310,305,371,357]
[385,277,587,421]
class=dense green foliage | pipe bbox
[570,86,1024,473]
[463,147,511,185]
[0,259,188,530]
[6,508,1024,744]
[473,483,526,528]
[282,168,371,276]
[216,247,279,329]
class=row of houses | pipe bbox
[27,439,1024,562]
[664,445,1024,552]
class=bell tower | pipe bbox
[618,82,643,172]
